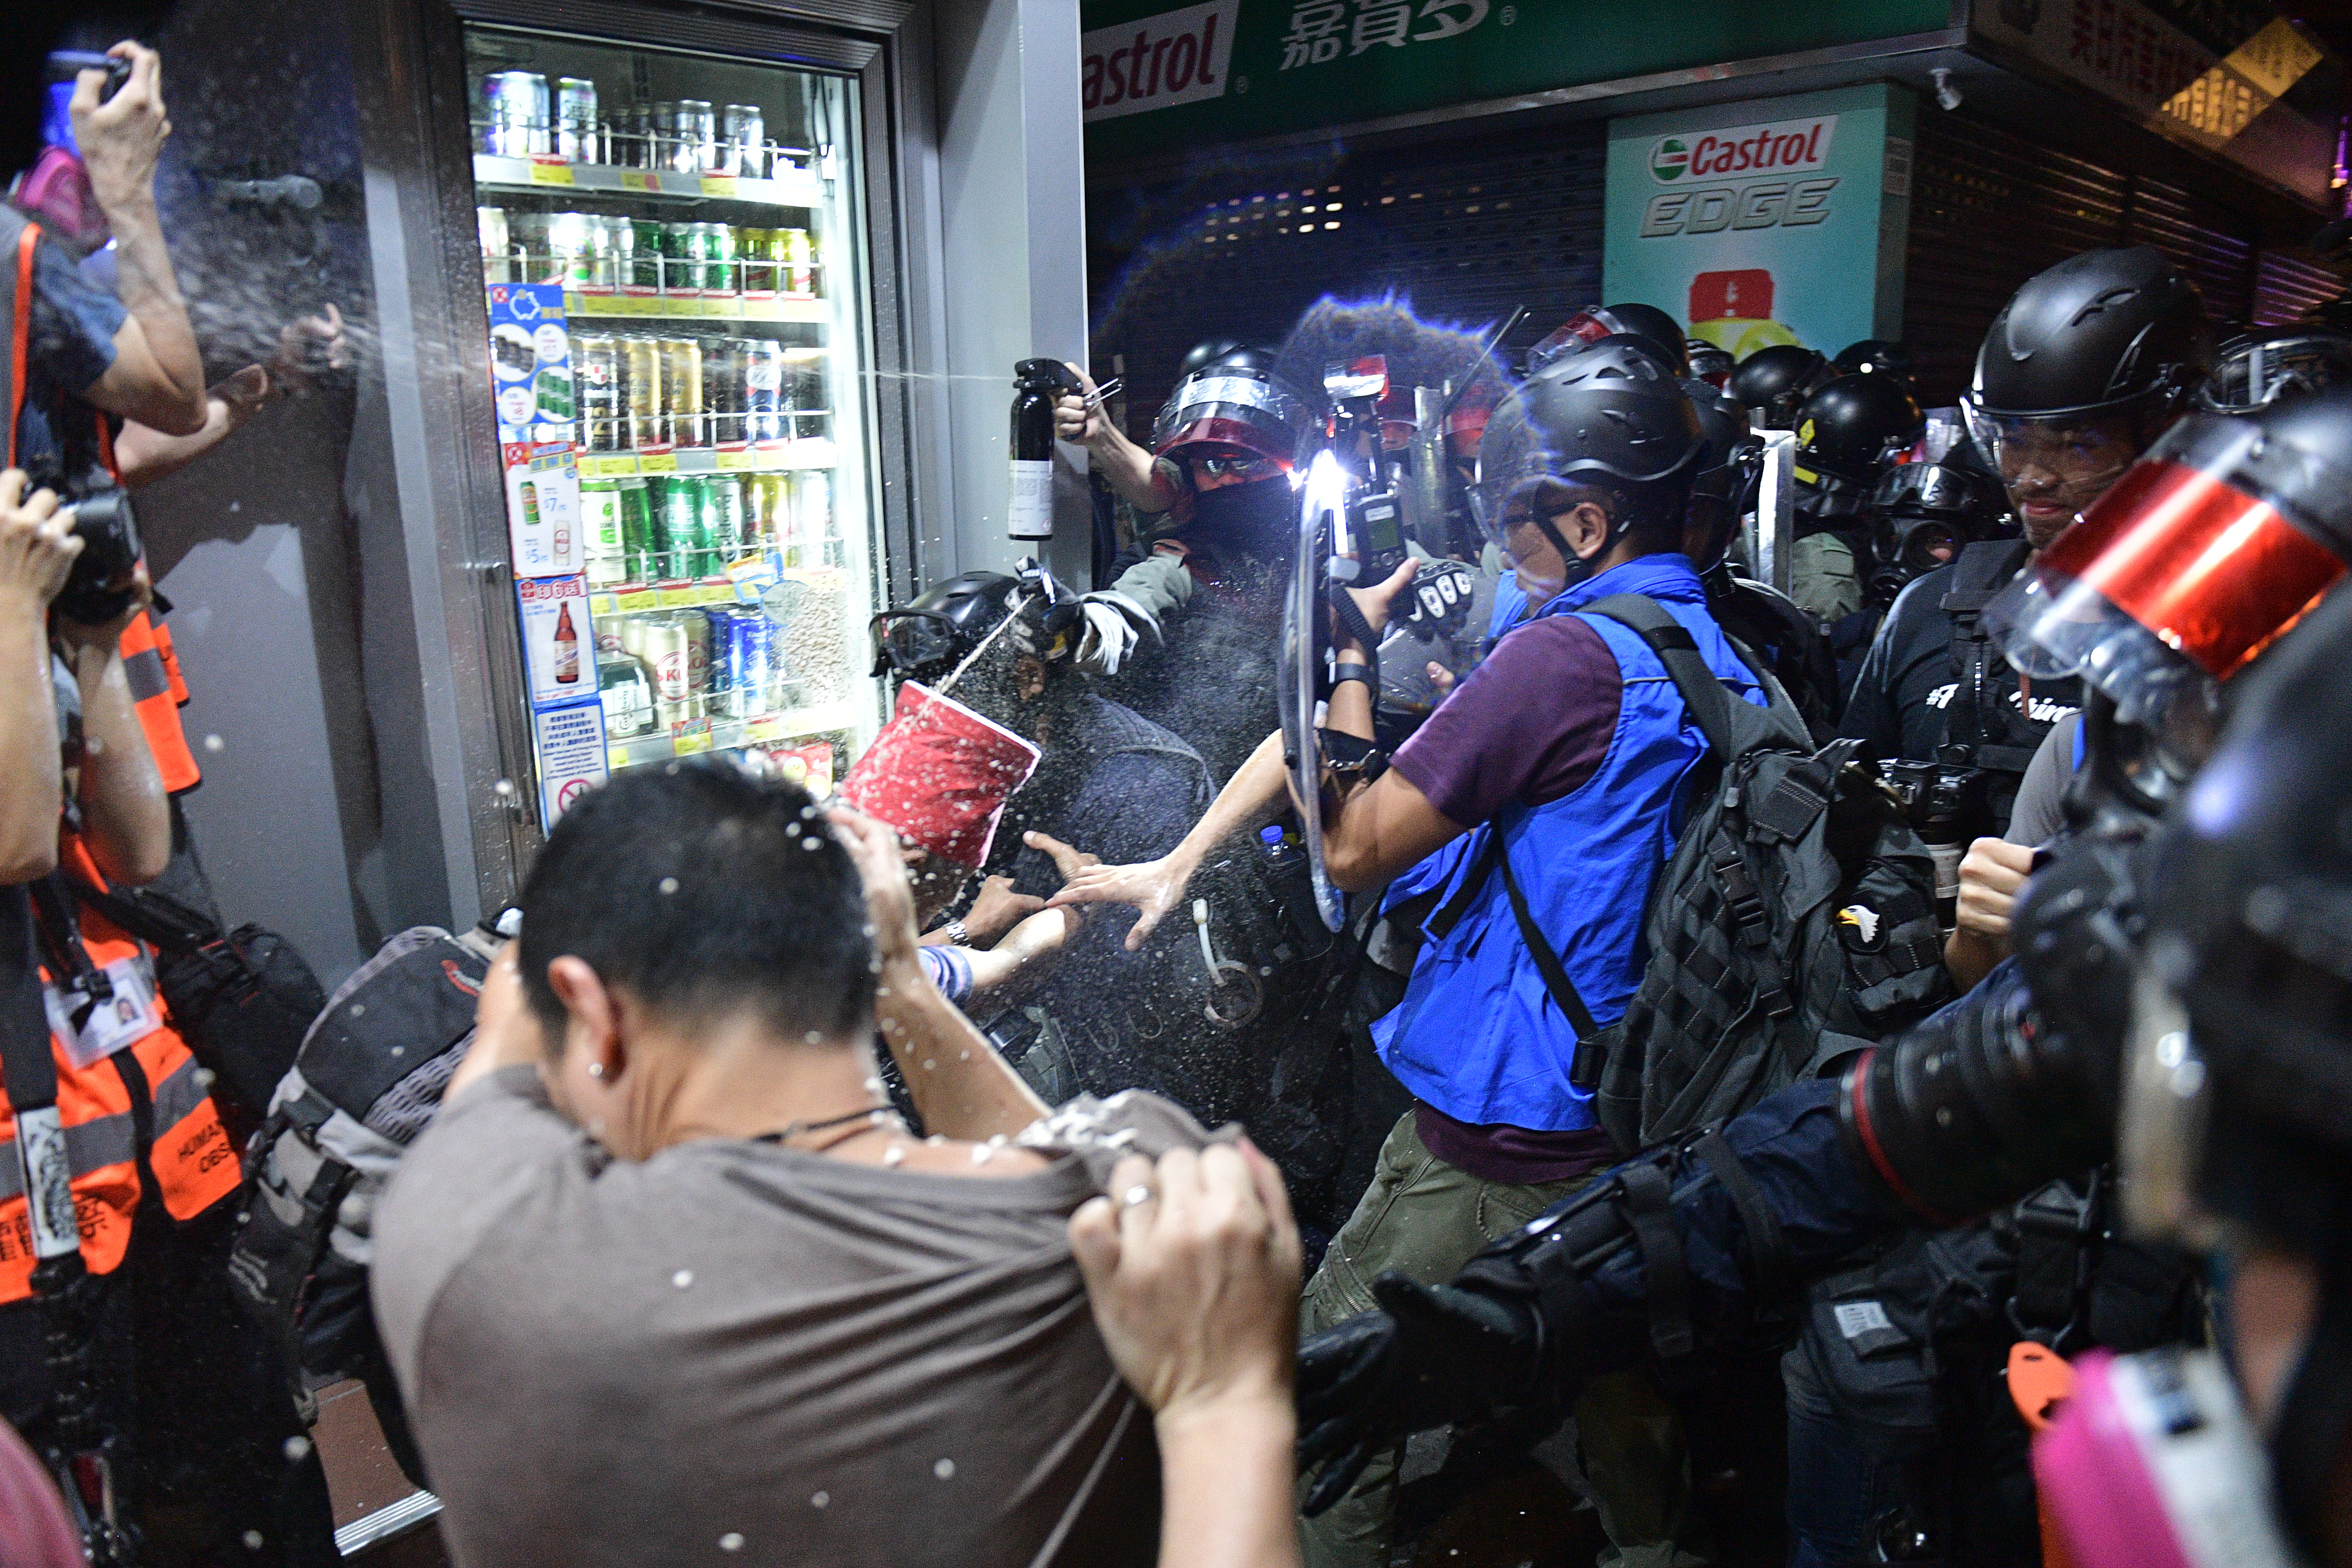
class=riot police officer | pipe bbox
[1840,247,2212,847]
[1728,342,1835,430]
[1785,371,1926,628]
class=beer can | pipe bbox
[705,467,746,561]
[739,472,784,547]
[738,229,775,294]
[575,334,619,450]
[659,338,703,448]
[778,228,814,296]
[483,71,547,157]
[617,477,655,580]
[743,340,784,442]
[642,614,691,705]
[789,360,827,441]
[659,222,693,294]
[618,610,647,662]
[581,481,625,585]
[653,475,700,579]
[676,99,718,172]
[678,606,713,698]
[700,337,740,445]
[726,610,776,716]
[556,77,598,163]
[630,218,663,289]
[791,470,833,551]
[700,222,738,294]
[621,335,662,449]
[720,105,764,178]
[651,101,682,172]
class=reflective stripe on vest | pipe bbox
[117,612,199,794]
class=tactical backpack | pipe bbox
[226,925,495,1481]
[1475,593,1951,1154]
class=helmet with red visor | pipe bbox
[1983,387,2352,800]
[1151,348,1316,475]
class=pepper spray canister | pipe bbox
[1008,358,1078,540]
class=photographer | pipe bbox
[1296,389,2352,1565]
[1840,249,2209,854]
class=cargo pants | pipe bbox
[1299,1111,1714,1568]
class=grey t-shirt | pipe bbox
[2003,710,2082,848]
[373,1069,1198,1568]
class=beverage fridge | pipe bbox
[466,23,884,823]
[347,0,956,923]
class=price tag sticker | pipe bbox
[639,452,678,474]
[620,170,661,193]
[715,449,750,472]
[528,157,575,186]
[671,717,715,755]
[699,175,738,199]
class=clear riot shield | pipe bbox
[1280,451,1349,932]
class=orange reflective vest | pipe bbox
[0,838,240,1304]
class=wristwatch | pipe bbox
[941,917,970,947]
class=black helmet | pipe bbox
[867,570,1021,680]
[1177,338,1250,378]
[1793,373,1925,488]
[1527,304,1689,378]
[1727,344,1833,429]
[1965,246,2211,424]
[2194,323,2352,414]
[1153,349,1315,466]
[1686,383,1761,570]
[1832,338,1914,385]
[1687,338,1734,389]
[1473,337,1703,554]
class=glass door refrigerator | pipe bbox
[460,21,884,826]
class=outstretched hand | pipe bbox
[1046,852,1192,952]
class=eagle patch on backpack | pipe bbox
[226,926,491,1431]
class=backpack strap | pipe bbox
[1579,593,1810,756]
[1492,838,1605,1090]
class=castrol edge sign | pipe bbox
[1604,84,1911,365]
[1083,0,1239,122]
[1648,117,1838,185]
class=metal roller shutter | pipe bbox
[1088,125,1606,434]
[2254,249,2347,323]
[2124,177,2254,323]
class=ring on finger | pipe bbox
[1119,1184,1156,1209]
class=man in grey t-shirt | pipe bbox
[372,766,1208,1568]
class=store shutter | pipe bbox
[1089,124,1606,433]
[2123,176,2255,324]
[2253,249,2345,323]
[1903,111,2128,406]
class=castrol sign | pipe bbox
[1082,0,1239,122]
[1649,117,1836,183]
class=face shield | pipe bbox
[1152,369,1312,468]
[1960,400,2151,546]
[867,608,962,679]
[1984,414,2349,773]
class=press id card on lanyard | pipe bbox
[43,952,164,1070]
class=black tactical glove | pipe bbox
[1294,1270,1556,1515]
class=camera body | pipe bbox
[1877,759,1991,847]
[26,460,143,626]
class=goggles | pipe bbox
[1984,414,2349,751]
[1189,452,1282,482]
[867,608,963,678]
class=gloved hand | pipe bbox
[1294,1270,1549,1515]
[1072,590,1160,676]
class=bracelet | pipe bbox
[942,917,969,947]
[1331,662,1375,690]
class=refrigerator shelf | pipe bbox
[590,566,844,620]
[474,154,821,208]
[575,441,836,479]
[563,292,826,322]
[605,698,857,770]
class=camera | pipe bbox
[26,463,144,626]
[1878,759,1990,927]
[44,51,133,103]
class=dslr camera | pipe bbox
[24,458,144,626]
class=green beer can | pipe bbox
[704,470,746,564]
[653,474,700,579]
[617,476,654,581]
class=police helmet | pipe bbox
[1687,338,1735,389]
[1527,304,1690,378]
[1177,338,1250,379]
[1793,373,1925,488]
[2194,323,2352,414]
[1963,247,2210,450]
[1152,348,1315,468]
[1832,338,1915,386]
[867,571,1021,681]
[1727,344,1833,430]
[1472,337,1704,548]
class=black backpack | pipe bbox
[225,925,494,1484]
[1465,593,1951,1154]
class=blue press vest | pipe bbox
[1374,554,1767,1132]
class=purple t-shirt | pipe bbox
[1390,608,1633,1182]
[1391,615,1625,827]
